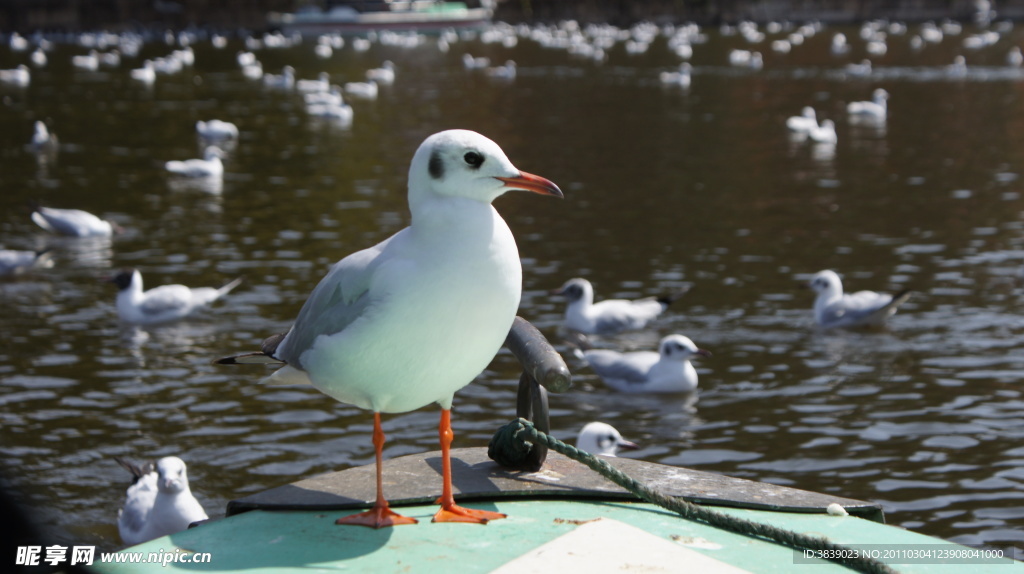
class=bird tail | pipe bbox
[213,331,287,365]
[563,331,593,360]
[216,276,244,298]
[114,456,153,485]
[656,285,691,307]
[886,289,912,311]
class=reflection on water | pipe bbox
[2,18,1024,555]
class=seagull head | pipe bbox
[409,130,562,207]
[577,422,639,457]
[109,268,141,292]
[155,456,191,494]
[807,269,843,296]
[550,277,592,303]
[659,334,711,360]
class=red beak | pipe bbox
[496,170,563,198]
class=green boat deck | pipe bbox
[95,448,1021,573]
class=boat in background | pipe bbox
[268,0,493,35]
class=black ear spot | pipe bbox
[464,151,484,168]
[429,150,445,179]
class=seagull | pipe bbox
[115,456,208,546]
[0,64,30,86]
[30,121,58,152]
[576,422,639,457]
[808,119,837,144]
[786,107,818,133]
[658,62,691,88]
[215,129,562,528]
[263,65,295,89]
[344,80,378,100]
[462,54,490,69]
[806,269,911,329]
[551,277,686,335]
[847,88,888,120]
[31,205,118,237]
[165,147,224,178]
[366,61,396,84]
[109,268,243,325]
[71,50,99,71]
[296,72,331,93]
[196,120,238,141]
[577,334,710,394]
[0,248,53,275]
[130,60,156,84]
[485,60,517,80]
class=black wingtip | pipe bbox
[657,285,692,307]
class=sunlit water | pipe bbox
[2,20,1024,555]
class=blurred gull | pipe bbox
[485,60,517,80]
[32,205,118,237]
[786,107,818,133]
[297,72,331,93]
[130,60,156,84]
[71,50,99,71]
[115,456,208,546]
[462,53,490,69]
[659,62,692,88]
[196,119,238,141]
[847,88,888,120]
[30,121,58,152]
[263,65,295,89]
[552,277,686,335]
[808,119,837,144]
[344,79,378,100]
[165,147,224,178]
[806,269,911,329]
[0,249,53,275]
[578,334,710,393]
[577,422,639,457]
[0,64,30,86]
[109,268,242,325]
[366,60,396,84]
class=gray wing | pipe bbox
[276,231,402,364]
[583,350,657,384]
[33,209,83,236]
[139,285,192,315]
[821,290,902,327]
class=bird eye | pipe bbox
[464,151,484,168]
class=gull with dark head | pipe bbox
[579,334,710,393]
[806,269,911,329]
[109,268,242,325]
[577,422,639,457]
[115,456,207,546]
[552,277,686,335]
[216,129,561,528]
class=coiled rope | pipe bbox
[489,417,896,574]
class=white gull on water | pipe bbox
[806,269,911,329]
[551,277,686,335]
[216,129,561,528]
[578,334,710,394]
[576,422,639,457]
[115,456,207,546]
[31,205,118,237]
[110,268,242,325]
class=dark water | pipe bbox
[2,20,1024,555]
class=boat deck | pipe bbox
[94,448,1020,573]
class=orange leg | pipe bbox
[336,412,418,528]
[432,408,506,524]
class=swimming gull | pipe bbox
[807,269,911,329]
[578,334,710,393]
[552,277,687,335]
[110,268,242,325]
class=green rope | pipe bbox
[490,418,896,574]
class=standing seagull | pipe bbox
[807,269,911,329]
[576,422,639,457]
[31,205,119,237]
[110,268,243,325]
[216,130,561,528]
[115,456,208,546]
[552,277,686,335]
[579,334,710,393]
